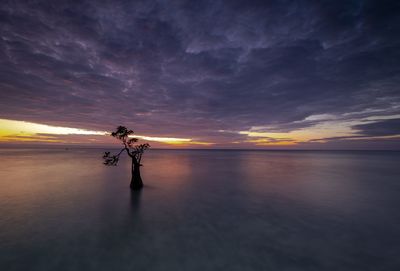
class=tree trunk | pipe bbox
[130,162,143,190]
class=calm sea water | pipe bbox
[0,148,399,271]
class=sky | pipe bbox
[0,0,399,149]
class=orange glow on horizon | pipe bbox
[0,118,213,146]
[2,117,394,148]
[244,138,298,146]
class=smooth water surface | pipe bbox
[1,149,399,270]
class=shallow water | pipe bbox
[0,149,399,270]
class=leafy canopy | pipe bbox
[103,126,150,166]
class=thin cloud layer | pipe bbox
[0,0,399,148]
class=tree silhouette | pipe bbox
[103,126,150,190]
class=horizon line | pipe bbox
[0,144,399,152]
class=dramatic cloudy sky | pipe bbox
[0,0,399,148]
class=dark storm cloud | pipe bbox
[353,118,400,137]
[0,0,400,145]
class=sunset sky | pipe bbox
[0,1,399,149]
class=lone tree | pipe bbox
[103,126,150,190]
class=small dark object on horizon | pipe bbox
[103,126,150,190]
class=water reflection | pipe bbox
[130,190,142,212]
[0,149,399,270]
[237,151,367,213]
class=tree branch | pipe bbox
[103,147,125,166]
[104,126,150,167]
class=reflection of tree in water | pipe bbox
[91,188,146,267]
[130,190,142,213]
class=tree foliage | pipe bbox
[103,126,150,166]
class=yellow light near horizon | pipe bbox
[133,135,191,142]
[0,119,107,137]
[131,135,213,145]
[0,118,213,145]
[164,140,214,146]
[245,138,297,146]
[239,120,359,144]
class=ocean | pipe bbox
[1,148,399,270]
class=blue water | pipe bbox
[0,149,399,270]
